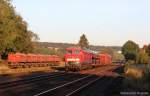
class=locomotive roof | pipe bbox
[66,47,81,50]
[99,53,111,57]
[66,47,98,54]
[83,48,98,54]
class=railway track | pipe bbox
[33,66,123,96]
[70,76,124,96]
[34,74,103,96]
[0,72,65,90]
[0,65,122,96]
[0,72,89,96]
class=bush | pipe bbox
[122,40,139,62]
[33,47,56,55]
[138,52,149,64]
[123,64,150,91]
[143,64,150,83]
[124,60,135,72]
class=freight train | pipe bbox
[7,47,111,70]
[8,53,61,68]
[65,47,112,71]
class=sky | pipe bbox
[12,0,150,47]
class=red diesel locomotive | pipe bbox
[8,53,60,68]
[65,47,112,71]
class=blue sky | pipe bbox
[12,0,150,47]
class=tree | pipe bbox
[146,44,150,57]
[138,51,149,64]
[78,34,89,48]
[122,40,139,62]
[0,0,38,59]
[113,52,124,61]
[33,47,56,55]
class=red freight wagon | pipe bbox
[54,55,61,62]
[47,55,53,62]
[8,53,61,68]
[45,55,49,62]
[36,54,42,62]
[40,55,44,62]
[99,54,112,65]
[26,54,35,63]
[8,53,26,63]
[38,55,45,62]
[32,54,38,62]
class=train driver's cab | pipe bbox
[66,48,80,55]
[65,48,81,67]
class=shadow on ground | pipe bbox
[0,66,148,96]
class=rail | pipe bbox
[0,72,65,89]
[34,74,102,96]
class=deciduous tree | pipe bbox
[146,44,150,57]
[78,34,89,48]
[0,0,38,59]
[122,40,139,62]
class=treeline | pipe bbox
[35,42,121,52]
[122,40,150,64]
[32,46,65,58]
[0,0,38,59]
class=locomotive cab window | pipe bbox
[67,50,72,54]
[74,50,80,54]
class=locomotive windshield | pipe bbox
[74,50,80,54]
[67,50,72,54]
[66,49,80,54]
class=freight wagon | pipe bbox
[99,54,112,65]
[8,53,61,68]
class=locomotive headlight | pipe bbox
[67,58,80,61]
[75,58,80,61]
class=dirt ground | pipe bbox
[0,62,65,75]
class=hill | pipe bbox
[35,42,121,52]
